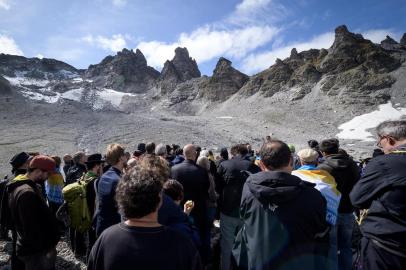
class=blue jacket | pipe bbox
[95,167,121,236]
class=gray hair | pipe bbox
[73,151,85,164]
[155,143,167,156]
[197,156,210,171]
[200,150,210,158]
[376,120,406,140]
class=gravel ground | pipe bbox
[0,236,86,270]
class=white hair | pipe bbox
[155,143,167,156]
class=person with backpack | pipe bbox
[95,144,128,236]
[63,153,104,258]
[0,152,33,269]
[350,120,406,270]
[7,155,60,270]
[232,141,329,270]
[216,144,260,270]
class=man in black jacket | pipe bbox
[350,120,406,270]
[8,155,60,270]
[171,144,210,263]
[65,151,87,185]
[317,139,360,270]
[217,144,260,270]
[232,140,328,270]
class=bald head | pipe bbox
[183,144,197,161]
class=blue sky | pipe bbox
[1,0,405,75]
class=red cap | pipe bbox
[29,155,56,173]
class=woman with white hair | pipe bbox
[196,156,218,227]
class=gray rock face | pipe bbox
[0,54,78,79]
[198,57,249,101]
[85,48,160,93]
[237,25,406,108]
[0,76,11,95]
[158,47,200,94]
[381,35,402,51]
[171,47,201,81]
[400,33,406,46]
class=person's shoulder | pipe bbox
[164,226,196,247]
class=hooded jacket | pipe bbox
[7,174,60,256]
[350,145,406,255]
[317,154,360,213]
[232,171,328,270]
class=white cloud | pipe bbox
[82,34,127,52]
[228,0,288,26]
[0,34,24,55]
[112,0,126,7]
[241,32,334,74]
[0,0,11,10]
[137,25,280,69]
[235,0,272,14]
[36,54,44,59]
[362,29,401,44]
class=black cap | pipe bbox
[85,153,105,164]
[9,152,31,169]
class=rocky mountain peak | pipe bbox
[213,57,232,76]
[157,47,201,94]
[85,48,159,93]
[171,47,201,81]
[197,57,249,101]
[382,35,398,45]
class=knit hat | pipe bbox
[85,153,105,164]
[297,149,319,163]
[29,155,56,172]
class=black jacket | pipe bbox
[350,145,406,254]
[217,156,260,217]
[171,160,210,230]
[65,163,87,185]
[317,154,360,213]
[232,171,328,270]
[7,176,60,256]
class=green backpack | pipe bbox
[62,177,91,233]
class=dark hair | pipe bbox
[230,145,239,156]
[86,162,101,171]
[237,144,249,156]
[320,139,339,155]
[51,156,61,168]
[166,145,172,155]
[308,140,319,149]
[175,148,183,156]
[145,142,156,155]
[163,179,184,201]
[115,165,163,219]
[260,140,292,170]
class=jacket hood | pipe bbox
[246,171,315,204]
[6,174,34,192]
[323,154,355,170]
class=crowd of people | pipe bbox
[0,119,405,270]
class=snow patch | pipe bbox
[98,88,137,107]
[61,88,84,102]
[337,102,406,141]
[3,75,50,87]
[216,116,233,119]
